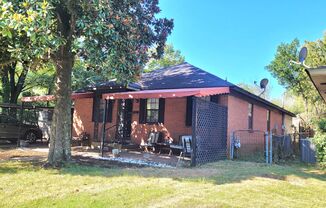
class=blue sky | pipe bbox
[159,0,326,99]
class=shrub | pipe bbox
[313,118,326,168]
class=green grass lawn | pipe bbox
[0,160,325,208]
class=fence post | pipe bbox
[230,133,234,160]
[265,132,269,164]
[191,97,197,167]
[269,131,273,164]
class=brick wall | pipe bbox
[73,98,118,143]
[73,98,93,138]
[226,95,288,155]
[227,95,286,135]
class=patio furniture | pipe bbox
[169,144,183,156]
[140,132,160,152]
[179,135,192,159]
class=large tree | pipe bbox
[266,39,320,114]
[266,37,326,125]
[0,0,173,166]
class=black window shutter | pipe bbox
[139,99,146,124]
[106,100,114,123]
[92,95,100,122]
[158,98,165,123]
[186,96,193,126]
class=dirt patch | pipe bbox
[261,173,286,180]
[0,148,47,161]
[0,147,149,169]
[72,155,147,169]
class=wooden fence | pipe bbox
[300,139,316,163]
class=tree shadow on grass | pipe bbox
[56,157,326,186]
[0,160,43,174]
[1,155,325,186]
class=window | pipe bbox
[267,110,271,131]
[146,98,160,123]
[248,103,253,129]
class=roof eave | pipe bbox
[306,67,326,103]
[230,86,296,117]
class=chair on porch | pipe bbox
[179,135,192,160]
[140,131,160,152]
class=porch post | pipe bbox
[18,102,24,147]
[100,99,108,157]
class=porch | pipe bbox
[21,87,230,166]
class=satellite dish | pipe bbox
[299,47,308,63]
[260,78,269,89]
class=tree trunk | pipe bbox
[0,66,10,103]
[47,45,73,166]
[47,3,75,166]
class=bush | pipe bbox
[313,118,326,168]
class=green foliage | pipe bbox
[317,118,326,132]
[0,0,174,85]
[306,35,326,67]
[0,0,61,63]
[23,64,55,94]
[145,44,185,72]
[266,37,326,125]
[266,39,316,104]
[72,60,109,91]
[313,118,326,168]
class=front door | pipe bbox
[116,99,133,144]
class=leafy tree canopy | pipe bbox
[144,44,185,72]
[266,35,326,127]
[266,39,325,111]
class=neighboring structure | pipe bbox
[306,66,326,103]
[69,62,295,149]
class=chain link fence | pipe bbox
[230,130,268,163]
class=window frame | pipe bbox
[145,98,160,123]
[248,103,253,130]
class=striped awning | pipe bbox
[21,92,94,102]
[102,87,230,100]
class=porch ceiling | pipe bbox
[102,87,230,100]
[21,92,94,102]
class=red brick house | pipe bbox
[71,62,295,151]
